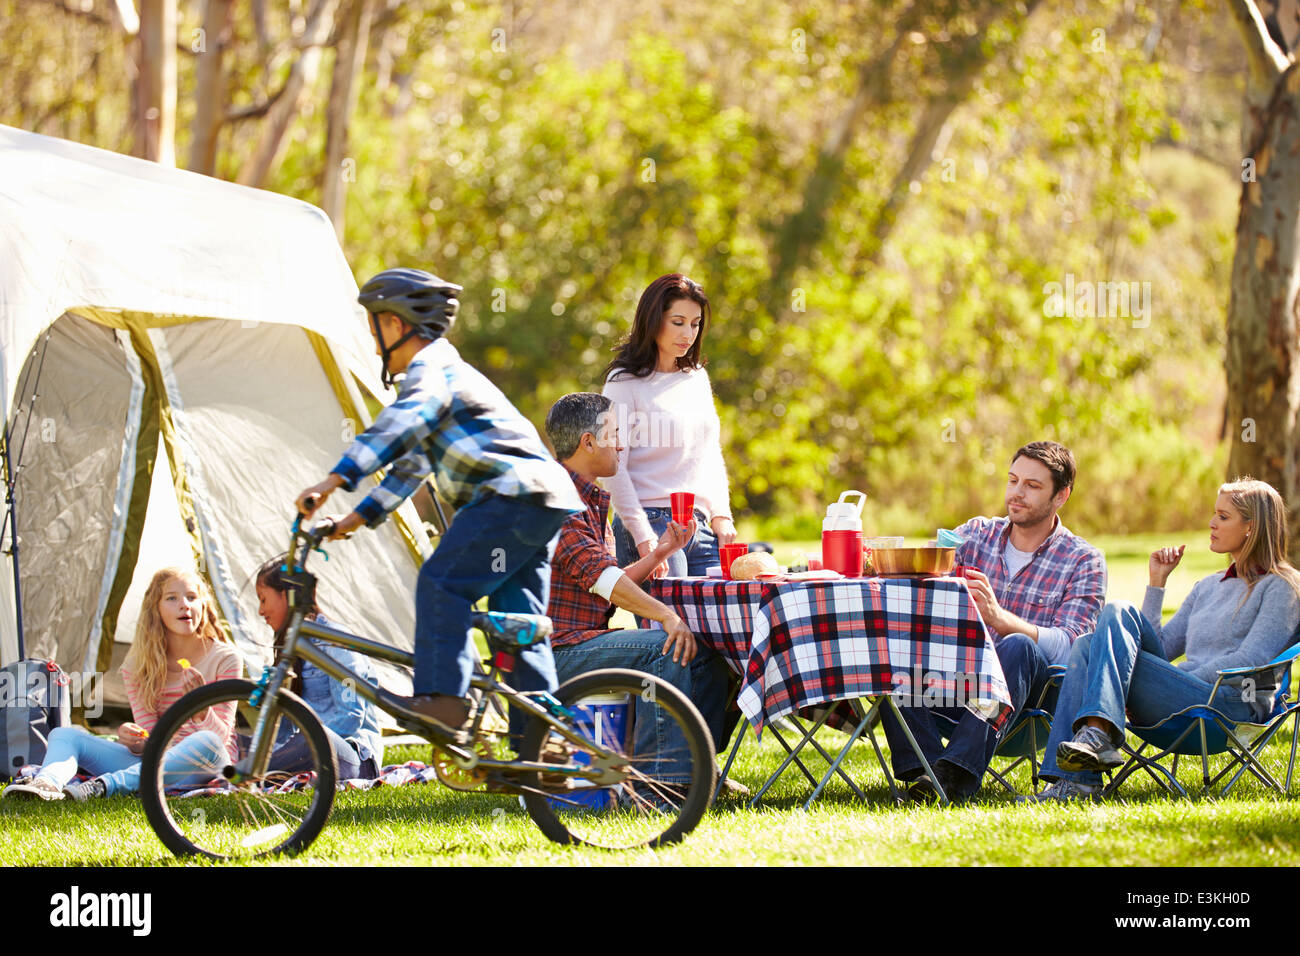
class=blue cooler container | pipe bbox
[546,692,631,811]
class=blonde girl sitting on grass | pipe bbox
[4,568,242,801]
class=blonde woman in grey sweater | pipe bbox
[1036,478,1300,801]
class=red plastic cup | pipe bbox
[721,543,749,578]
[670,491,696,526]
[808,558,823,571]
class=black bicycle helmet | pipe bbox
[358,268,463,387]
[357,268,462,338]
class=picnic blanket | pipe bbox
[13,760,444,796]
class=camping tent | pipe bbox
[0,124,430,707]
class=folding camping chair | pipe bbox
[984,665,1066,795]
[1103,643,1300,799]
[894,665,1067,798]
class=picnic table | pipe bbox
[648,574,1014,806]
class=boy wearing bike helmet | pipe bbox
[296,269,582,743]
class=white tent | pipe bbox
[0,124,430,707]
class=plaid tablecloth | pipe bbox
[649,577,1012,735]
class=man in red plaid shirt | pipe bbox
[882,441,1107,804]
[542,392,732,753]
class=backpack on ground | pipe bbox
[0,659,72,780]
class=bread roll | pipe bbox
[729,551,780,580]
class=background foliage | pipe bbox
[0,0,1247,537]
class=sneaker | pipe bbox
[1030,779,1102,803]
[405,693,473,745]
[1056,725,1124,773]
[62,777,108,802]
[3,777,64,801]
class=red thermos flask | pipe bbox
[821,490,866,577]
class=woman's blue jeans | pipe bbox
[34,726,227,795]
[612,508,720,577]
[1041,601,1256,786]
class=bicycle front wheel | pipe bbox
[520,668,717,849]
[139,679,337,860]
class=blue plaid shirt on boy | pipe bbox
[331,339,582,525]
[954,515,1107,646]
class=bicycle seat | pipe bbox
[472,611,553,650]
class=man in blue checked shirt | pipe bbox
[296,268,582,743]
[881,441,1107,804]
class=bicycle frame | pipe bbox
[233,524,627,787]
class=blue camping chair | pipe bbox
[984,665,1067,795]
[1103,643,1300,799]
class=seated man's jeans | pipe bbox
[35,726,227,795]
[554,629,732,783]
[880,632,1053,793]
[612,508,720,577]
[412,494,572,741]
[1040,601,1256,787]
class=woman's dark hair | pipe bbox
[602,274,710,382]
[255,555,319,617]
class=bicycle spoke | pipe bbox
[520,671,715,848]
[141,680,336,859]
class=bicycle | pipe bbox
[138,517,717,859]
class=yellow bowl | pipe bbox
[870,547,956,575]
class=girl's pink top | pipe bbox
[121,642,244,759]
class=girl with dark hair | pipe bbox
[601,274,736,577]
[254,558,384,780]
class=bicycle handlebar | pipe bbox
[286,515,337,574]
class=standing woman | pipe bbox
[602,273,736,577]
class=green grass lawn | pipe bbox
[5,733,1300,867]
[4,533,1296,867]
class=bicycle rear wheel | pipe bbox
[139,679,337,860]
[520,668,716,849]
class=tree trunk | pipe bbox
[321,0,373,237]
[1225,63,1300,537]
[858,0,1040,273]
[1225,0,1300,558]
[188,0,234,176]
[133,0,177,165]
[237,0,339,188]
[764,0,1039,318]
[764,1,925,302]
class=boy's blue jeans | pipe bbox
[413,495,573,736]
[35,726,226,795]
[1041,601,1256,786]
